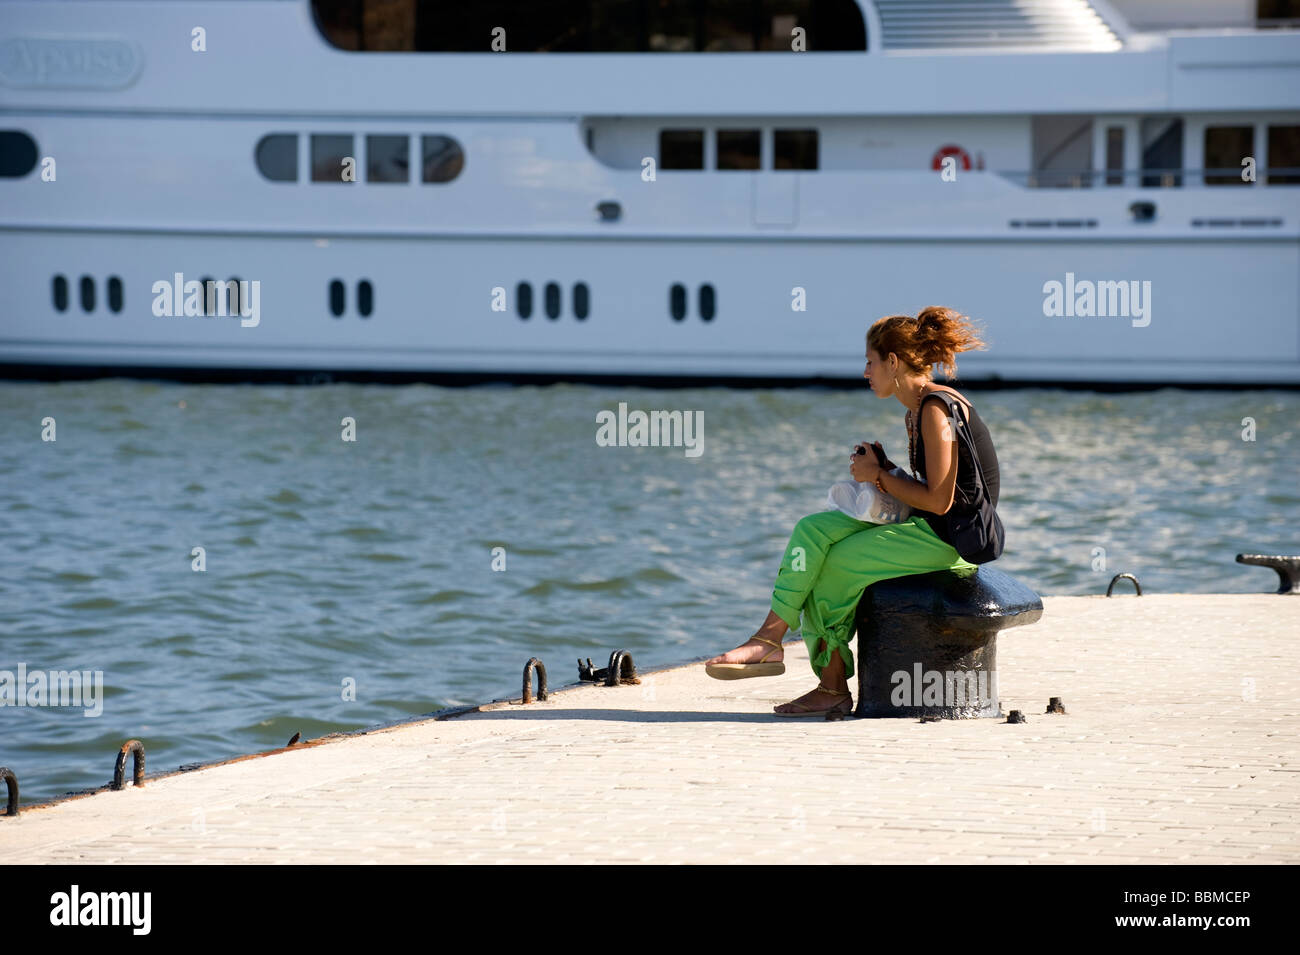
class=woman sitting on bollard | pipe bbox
[704,306,1001,717]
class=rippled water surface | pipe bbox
[2,380,1297,801]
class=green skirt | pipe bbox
[770,510,977,680]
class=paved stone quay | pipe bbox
[2,595,1296,864]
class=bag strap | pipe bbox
[920,391,989,508]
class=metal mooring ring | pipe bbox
[604,649,638,686]
[1106,573,1142,596]
[522,657,548,704]
[0,767,17,817]
[112,739,146,790]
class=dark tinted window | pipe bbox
[79,276,95,313]
[699,283,716,321]
[329,279,345,316]
[422,135,464,183]
[312,134,355,183]
[367,135,409,182]
[774,129,817,169]
[1105,126,1124,185]
[107,276,124,313]
[545,282,561,319]
[717,129,760,170]
[0,130,38,177]
[1204,126,1253,185]
[660,129,704,169]
[1141,118,1183,187]
[573,282,590,320]
[670,283,686,321]
[358,280,374,316]
[52,275,68,312]
[517,282,532,319]
[256,134,298,182]
[1268,124,1300,184]
[313,1,866,51]
[228,278,244,315]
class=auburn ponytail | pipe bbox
[866,306,988,379]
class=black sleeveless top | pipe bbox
[908,391,1000,548]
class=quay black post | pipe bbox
[111,739,146,790]
[852,567,1043,719]
[1236,553,1300,594]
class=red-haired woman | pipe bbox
[704,306,1001,717]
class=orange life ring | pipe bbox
[931,144,972,171]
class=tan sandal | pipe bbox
[705,634,787,680]
[773,684,852,718]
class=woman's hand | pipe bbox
[849,443,882,483]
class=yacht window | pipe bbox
[1140,118,1183,187]
[107,276,124,313]
[421,135,464,183]
[199,277,216,315]
[79,276,95,313]
[1031,116,1092,188]
[545,282,561,319]
[1267,124,1300,184]
[699,284,716,321]
[0,130,38,177]
[517,282,533,319]
[311,134,355,183]
[1204,126,1253,186]
[573,282,590,320]
[1105,127,1124,185]
[774,129,817,169]
[329,279,345,317]
[717,129,760,170]
[255,134,298,182]
[670,283,687,321]
[367,135,409,183]
[52,275,68,312]
[310,1,866,51]
[358,280,374,317]
[660,129,704,169]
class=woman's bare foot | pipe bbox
[705,610,788,665]
[774,683,851,716]
[704,634,785,666]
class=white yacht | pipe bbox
[1,0,1298,385]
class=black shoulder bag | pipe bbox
[923,392,1005,564]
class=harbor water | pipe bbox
[2,380,1297,802]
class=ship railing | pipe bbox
[994,167,1300,188]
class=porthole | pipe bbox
[357,279,373,317]
[228,277,243,316]
[573,282,589,320]
[699,284,716,322]
[255,133,298,182]
[670,283,686,321]
[52,275,68,312]
[79,275,95,313]
[329,279,345,317]
[516,281,532,319]
[0,131,38,178]
[199,276,216,315]
[107,276,124,313]
[544,282,561,320]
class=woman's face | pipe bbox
[864,347,891,397]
